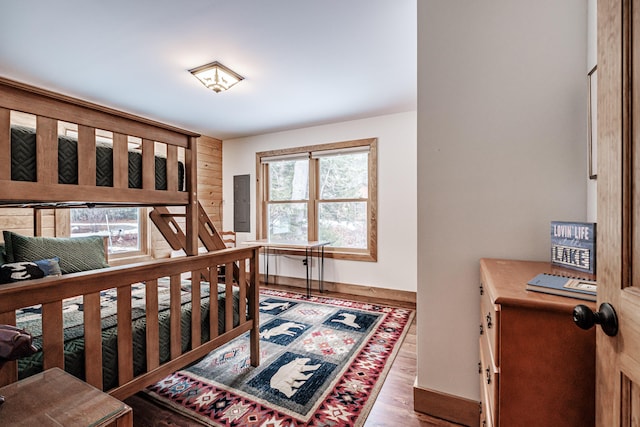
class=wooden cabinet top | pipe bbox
[480,258,597,313]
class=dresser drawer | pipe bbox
[479,282,500,366]
[479,335,498,423]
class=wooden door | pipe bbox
[597,0,640,424]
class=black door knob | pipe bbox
[573,302,619,337]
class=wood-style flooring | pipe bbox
[125,285,464,427]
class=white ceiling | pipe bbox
[0,1,417,140]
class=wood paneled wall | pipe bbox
[0,135,223,260]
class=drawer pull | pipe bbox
[478,361,482,374]
[485,367,492,385]
[486,313,493,329]
[479,323,484,335]
[479,283,484,295]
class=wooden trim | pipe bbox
[263,274,416,304]
[413,384,480,427]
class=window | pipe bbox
[258,138,377,261]
[70,207,148,257]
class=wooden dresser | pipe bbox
[479,258,595,427]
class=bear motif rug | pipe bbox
[145,289,414,426]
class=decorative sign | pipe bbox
[550,221,596,274]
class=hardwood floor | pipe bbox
[125,285,464,427]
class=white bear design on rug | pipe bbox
[259,301,291,312]
[269,357,321,398]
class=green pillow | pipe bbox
[3,231,109,274]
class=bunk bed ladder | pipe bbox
[150,201,227,252]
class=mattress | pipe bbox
[16,278,239,391]
[10,125,185,191]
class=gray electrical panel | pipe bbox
[233,174,250,232]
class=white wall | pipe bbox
[223,111,417,292]
[418,0,588,401]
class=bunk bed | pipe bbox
[0,77,261,400]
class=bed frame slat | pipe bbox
[225,263,234,333]
[239,263,247,323]
[209,268,219,340]
[249,253,260,366]
[190,270,202,349]
[117,285,134,384]
[77,125,97,186]
[36,117,57,185]
[42,300,64,370]
[113,133,128,189]
[145,279,160,371]
[167,144,178,192]
[84,291,103,389]
[0,108,10,181]
[0,311,17,384]
[142,138,155,190]
[169,274,181,359]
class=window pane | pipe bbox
[319,152,368,199]
[268,203,308,241]
[70,207,141,254]
[318,201,367,249]
[268,160,309,201]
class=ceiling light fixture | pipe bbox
[189,61,244,93]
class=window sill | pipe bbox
[108,254,153,266]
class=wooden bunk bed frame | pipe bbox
[0,77,260,400]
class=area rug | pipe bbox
[144,289,415,426]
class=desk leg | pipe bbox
[305,247,311,298]
[264,246,269,284]
[320,245,325,293]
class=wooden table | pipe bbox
[0,367,132,426]
[244,239,330,297]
